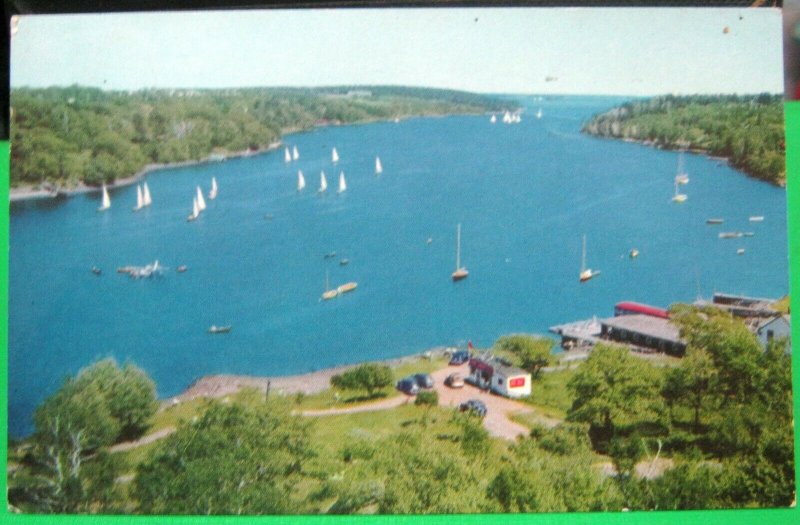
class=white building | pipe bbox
[755,315,791,354]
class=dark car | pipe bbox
[444,373,465,388]
[449,350,470,365]
[459,399,487,418]
[396,377,420,395]
[413,373,435,389]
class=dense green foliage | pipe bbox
[8,359,156,512]
[10,85,511,188]
[494,334,553,377]
[330,363,394,399]
[582,94,785,185]
[133,396,314,514]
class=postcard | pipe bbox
[4,6,795,518]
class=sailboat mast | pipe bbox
[581,234,587,272]
[456,223,461,270]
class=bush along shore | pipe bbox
[581,94,785,186]
[9,85,515,195]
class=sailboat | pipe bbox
[490,114,497,124]
[321,270,338,300]
[133,184,144,211]
[332,147,339,164]
[319,171,328,193]
[297,170,306,191]
[375,156,383,175]
[196,186,207,211]
[98,183,111,212]
[338,171,347,193]
[502,111,512,124]
[284,147,291,163]
[675,152,689,185]
[292,146,299,161]
[579,234,597,282]
[142,182,152,207]
[536,108,543,119]
[187,197,200,222]
[671,181,687,203]
[452,223,469,281]
[208,177,218,200]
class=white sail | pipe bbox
[536,108,543,119]
[297,170,306,191]
[134,184,144,211]
[196,186,207,211]
[375,156,383,175]
[142,182,152,207]
[490,114,497,124]
[292,145,299,160]
[209,177,218,199]
[98,183,111,211]
[284,147,291,163]
[332,147,339,164]
[319,171,328,192]
[502,111,512,124]
[188,196,200,221]
[338,171,347,193]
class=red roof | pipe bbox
[615,301,669,319]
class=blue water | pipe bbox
[8,96,788,437]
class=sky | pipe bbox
[9,7,784,96]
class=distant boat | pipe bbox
[91,266,102,276]
[284,147,291,163]
[208,177,218,200]
[452,223,468,282]
[375,156,383,175]
[737,248,746,255]
[671,181,687,203]
[142,182,152,207]
[675,152,689,185]
[297,170,306,191]
[321,270,338,300]
[512,113,521,124]
[706,218,724,225]
[629,248,639,259]
[749,216,764,222]
[177,265,188,273]
[502,111,512,124]
[490,114,497,124]
[319,171,328,193]
[332,147,339,164]
[196,186,207,211]
[187,197,200,221]
[208,325,231,334]
[337,282,358,294]
[98,183,111,212]
[536,108,543,119]
[338,171,347,193]
[339,259,349,266]
[719,232,743,239]
[133,184,144,211]
[292,146,299,161]
[579,234,598,282]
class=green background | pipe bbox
[0,102,797,523]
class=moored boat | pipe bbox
[208,177,218,200]
[337,282,358,294]
[706,218,724,225]
[297,170,306,191]
[749,216,764,222]
[208,325,232,334]
[98,183,111,212]
[452,223,468,281]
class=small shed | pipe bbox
[755,314,791,353]
[468,356,532,398]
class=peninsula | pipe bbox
[10,85,514,194]
[581,94,785,186]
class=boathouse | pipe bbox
[599,314,686,356]
[467,356,532,398]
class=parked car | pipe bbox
[459,399,487,418]
[413,373,435,389]
[444,373,464,388]
[396,377,420,395]
[449,350,470,365]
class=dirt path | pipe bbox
[108,427,176,453]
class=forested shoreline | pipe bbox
[581,94,785,186]
[9,85,513,189]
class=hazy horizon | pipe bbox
[10,7,783,97]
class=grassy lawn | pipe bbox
[523,369,575,420]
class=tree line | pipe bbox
[10,85,512,189]
[7,305,793,513]
[581,94,785,186]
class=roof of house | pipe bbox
[601,314,684,344]
[756,314,791,332]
